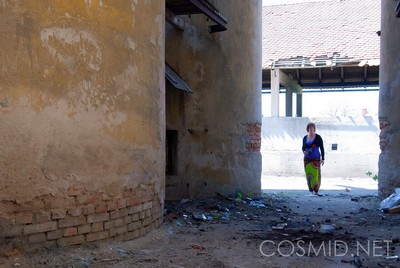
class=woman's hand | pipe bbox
[303,151,308,155]
[321,160,325,166]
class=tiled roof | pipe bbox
[262,0,381,69]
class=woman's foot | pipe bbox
[314,192,322,196]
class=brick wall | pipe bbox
[245,123,261,152]
[1,185,163,250]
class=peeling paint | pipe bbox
[40,27,102,72]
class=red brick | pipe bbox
[67,187,83,196]
[86,230,109,242]
[142,202,153,210]
[107,202,118,211]
[110,208,128,220]
[117,199,127,209]
[63,227,78,237]
[87,213,109,223]
[128,221,141,231]
[82,205,95,215]
[15,213,33,225]
[128,204,143,214]
[23,222,57,235]
[86,193,102,205]
[114,218,125,227]
[95,204,108,213]
[51,209,66,220]
[58,215,86,228]
[34,211,52,223]
[104,220,114,230]
[68,207,82,217]
[78,224,91,234]
[115,225,127,235]
[28,233,46,244]
[91,222,104,232]
[47,229,63,240]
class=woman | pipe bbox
[302,123,325,196]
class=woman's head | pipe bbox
[306,123,316,132]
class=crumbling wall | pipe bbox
[165,0,262,200]
[0,0,164,249]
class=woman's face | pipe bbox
[308,126,316,134]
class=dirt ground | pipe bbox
[1,177,400,268]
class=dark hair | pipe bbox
[306,123,316,131]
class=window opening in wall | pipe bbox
[166,130,178,175]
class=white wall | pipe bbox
[261,116,380,178]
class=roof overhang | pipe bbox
[165,63,193,93]
[166,0,227,32]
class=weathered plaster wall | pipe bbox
[0,1,164,248]
[165,0,262,200]
[261,116,379,178]
[378,1,400,197]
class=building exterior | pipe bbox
[0,0,262,249]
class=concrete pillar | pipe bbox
[285,87,293,117]
[378,1,400,197]
[271,69,280,117]
[296,93,303,117]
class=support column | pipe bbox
[271,69,280,117]
[378,1,400,197]
[285,87,293,117]
[296,93,303,117]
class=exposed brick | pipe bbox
[86,193,102,205]
[95,204,108,213]
[47,229,63,240]
[139,227,146,236]
[58,215,86,228]
[128,221,141,232]
[124,230,139,241]
[109,208,128,220]
[142,202,153,210]
[76,194,88,205]
[116,225,128,235]
[87,213,109,223]
[117,199,127,209]
[109,227,117,237]
[57,235,86,246]
[104,221,114,230]
[7,226,23,237]
[68,207,82,217]
[51,209,66,220]
[67,187,83,196]
[145,209,151,218]
[128,204,143,214]
[15,213,33,225]
[131,213,140,221]
[91,222,104,232]
[142,217,152,227]
[114,218,125,227]
[82,205,95,215]
[24,222,57,235]
[33,211,52,223]
[139,211,145,219]
[28,233,46,244]
[127,195,153,206]
[124,215,132,224]
[107,202,118,212]
[63,227,78,237]
[78,224,91,234]
[86,230,109,242]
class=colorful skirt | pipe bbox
[304,158,321,192]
